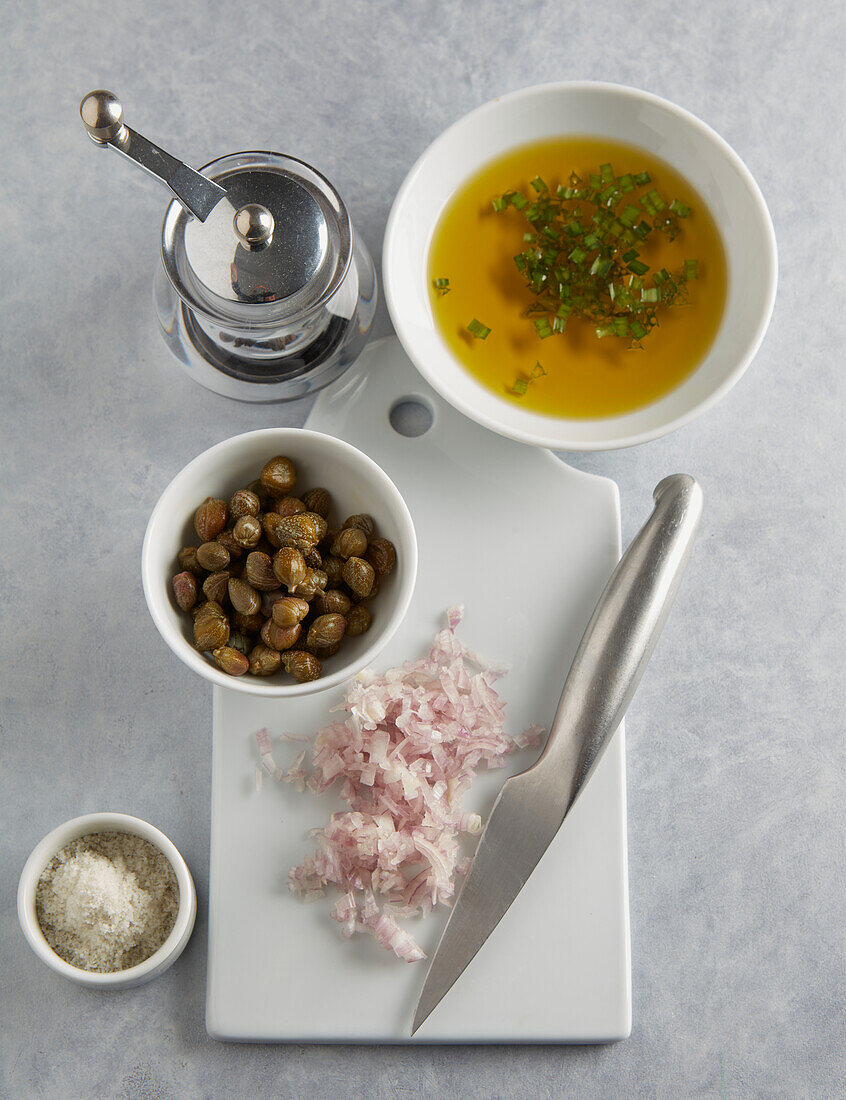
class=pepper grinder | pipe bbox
[80,90,377,402]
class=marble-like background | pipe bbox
[2,1,844,1097]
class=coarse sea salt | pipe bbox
[36,832,179,973]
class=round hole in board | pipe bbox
[389,398,434,438]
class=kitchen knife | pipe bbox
[412,473,703,1035]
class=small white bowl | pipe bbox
[384,81,778,450]
[142,427,418,696]
[18,812,197,989]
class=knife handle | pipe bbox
[538,473,703,809]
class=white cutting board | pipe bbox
[206,337,631,1043]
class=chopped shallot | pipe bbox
[280,607,544,962]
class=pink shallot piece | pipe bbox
[283,608,544,962]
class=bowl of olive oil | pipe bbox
[384,82,776,450]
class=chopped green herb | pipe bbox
[492,161,698,347]
[510,361,547,397]
[467,318,491,340]
[433,277,451,295]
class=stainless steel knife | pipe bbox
[412,473,703,1035]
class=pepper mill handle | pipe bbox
[78,89,228,222]
[80,90,128,144]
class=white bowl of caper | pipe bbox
[142,428,418,696]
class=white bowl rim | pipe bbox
[17,812,197,988]
[383,79,778,451]
[141,427,418,696]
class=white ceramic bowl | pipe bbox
[384,81,777,450]
[18,812,197,989]
[142,428,418,696]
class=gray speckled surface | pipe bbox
[2,1,845,1097]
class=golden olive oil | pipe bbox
[428,137,727,418]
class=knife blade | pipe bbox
[411,473,703,1035]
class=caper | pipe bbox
[307,614,347,651]
[260,455,297,498]
[261,618,302,652]
[245,551,281,591]
[194,497,228,542]
[232,515,262,549]
[194,611,229,651]
[290,567,327,599]
[273,496,306,517]
[302,488,330,518]
[213,646,249,676]
[228,577,261,616]
[178,546,203,577]
[272,596,310,628]
[304,512,328,542]
[232,609,265,634]
[342,556,375,599]
[313,588,351,617]
[366,537,397,577]
[202,570,231,605]
[343,513,375,540]
[194,599,225,621]
[172,571,198,612]
[332,528,368,560]
[273,546,307,588]
[273,513,322,552]
[229,488,261,520]
[215,529,244,560]
[281,650,322,683]
[227,631,251,656]
[173,455,393,683]
[346,604,372,636]
[249,642,282,676]
[323,554,345,586]
[197,541,230,572]
[245,478,271,507]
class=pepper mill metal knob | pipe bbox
[80,90,127,144]
[233,204,275,250]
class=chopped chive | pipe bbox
[645,188,666,212]
[590,257,612,278]
[433,277,451,295]
[496,160,697,349]
[530,361,546,379]
[619,203,640,227]
[467,318,491,339]
[511,379,529,395]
